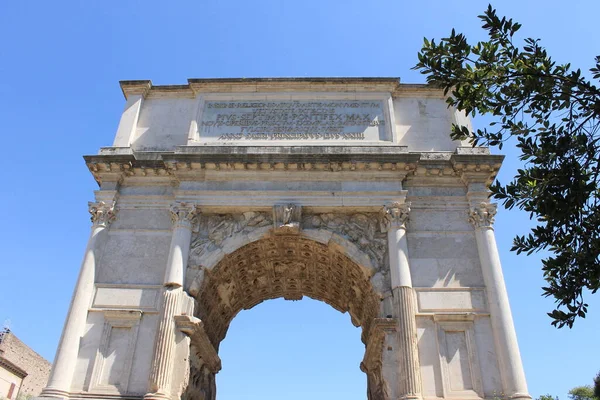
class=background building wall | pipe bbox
[0,329,51,399]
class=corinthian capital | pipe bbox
[469,202,497,228]
[170,202,199,229]
[89,201,117,227]
[380,202,411,232]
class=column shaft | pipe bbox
[393,286,420,399]
[145,202,197,400]
[475,227,529,398]
[382,202,422,400]
[148,287,182,396]
[42,202,116,398]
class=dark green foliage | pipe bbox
[414,5,600,328]
[569,386,596,400]
[594,371,600,399]
[538,395,559,400]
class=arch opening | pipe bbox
[183,236,383,400]
[216,298,367,400]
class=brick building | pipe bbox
[0,329,51,399]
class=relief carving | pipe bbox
[88,201,117,227]
[189,212,272,267]
[469,202,497,228]
[273,203,301,233]
[303,212,388,270]
[196,237,381,347]
[380,202,410,232]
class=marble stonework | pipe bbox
[37,78,530,400]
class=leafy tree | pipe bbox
[538,395,559,400]
[414,4,600,328]
[594,371,600,399]
[568,386,596,400]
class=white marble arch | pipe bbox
[38,78,531,400]
[185,225,384,299]
[182,228,391,400]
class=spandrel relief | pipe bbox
[189,212,272,267]
[303,212,388,270]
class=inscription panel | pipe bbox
[198,100,390,142]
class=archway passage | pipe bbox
[184,235,382,400]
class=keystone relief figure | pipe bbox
[273,203,301,233]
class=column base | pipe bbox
[37,388,71,399]
[144,391,172,400]
[510,393,532,400]
[32,397,69,400]
[399,395,421,400]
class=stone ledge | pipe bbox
[118,77,447,99]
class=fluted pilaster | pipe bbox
[146,288,182,399]
[381,202,422,400]
[145,202,198,400]
[393,286,421,398]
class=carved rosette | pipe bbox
[469,202,497,229]
[88,201,117,227]
[380,202,411,232]
[273,203,301,234]
[170,202,199,230]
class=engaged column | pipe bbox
[145,202,198,400]
[381,202,422,400]
[42,201,117,399]
[469,202,530,399]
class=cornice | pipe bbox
[0,356,28,378]
[119,80,152,100]
[84,147,502,188]
[451,153,504,186]
[118,77,446,99]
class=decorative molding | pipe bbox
[175,315,221,374]
[361,318,397,400]
[89,201,117,227]
[436,320,483,398]
[169,202,199,230]
[303,212,387,269]
[88,310,142,394]
[195,236,381,346]
[468,202,497,228]
[380,202,410,232]
[273,203,301,234]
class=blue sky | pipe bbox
[1,1,599,399]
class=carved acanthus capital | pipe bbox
[89,201,117,227]
[380,202,411,232]
[170,202,199,230]
[273,203,301,234]
[469,202,497,228]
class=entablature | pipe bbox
[85,147,502,190]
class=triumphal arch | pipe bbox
[39,78,531,400]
